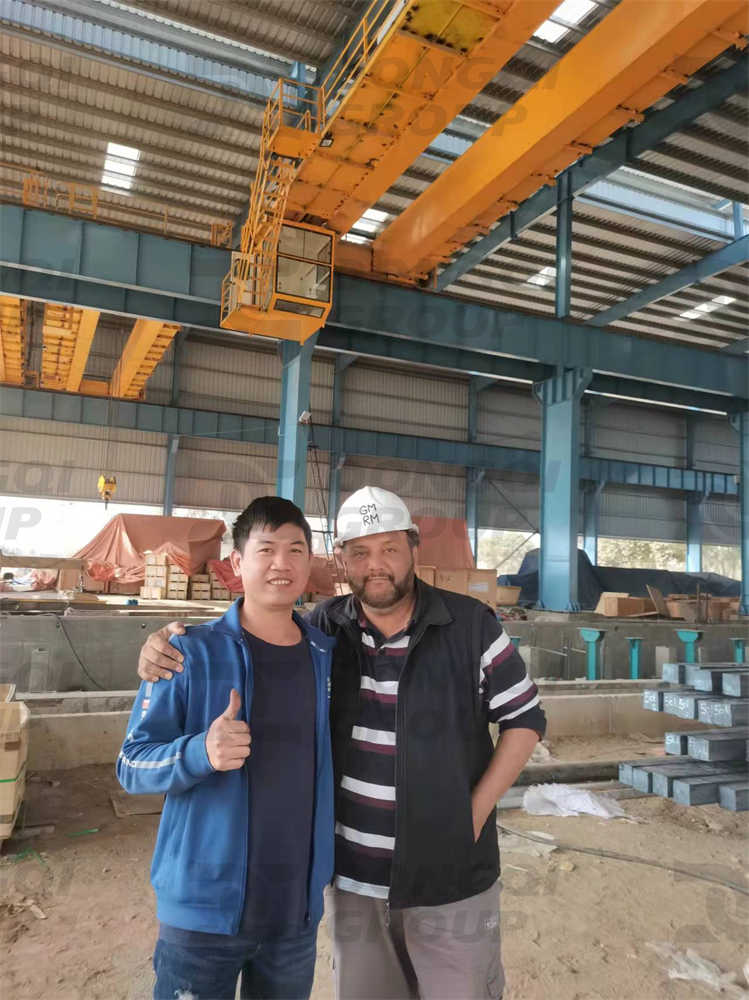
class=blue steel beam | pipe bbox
[578,177,742,243]
[0,386,738,501]
[330,275,748,399]
[436,54,749,290]
[723,337,749,356]
[1,206,746,401]
[555,172,573,320]
[588,234,749,328]
[318,328,740,412]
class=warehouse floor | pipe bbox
[1,754,747,1000]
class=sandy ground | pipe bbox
[1,755,747,1000]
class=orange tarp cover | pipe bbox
[208,556,337,597]
[413,517,474,569]
[75,514,226,583]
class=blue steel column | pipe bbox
[685,414,704,573]
[686,493,705,573]
[467,377,492,560]
[327,355,355,532]
[581,399,602,564]
[583,482,604,565]
[170,328,186,406]
[276,336,318,509]
[555,171,573,319]
[163,434,180,515]
[731,411,749,615]
[533,368,593,610]
[467,468,485,561]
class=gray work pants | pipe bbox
[327,881,504,1000]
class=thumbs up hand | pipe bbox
[205,688,251,771]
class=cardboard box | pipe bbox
[467,569,497,605]
[496,585,522,606]
[416,565,436,587]
[596,593,655,617]
[435,569,469,595]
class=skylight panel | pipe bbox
[678,295,735,321]
[107,142,140,161]
[101,173,134,190]
[351,207,390,235]
[534,0,596,44]
[102,141,140,192]
[526,266,556,287]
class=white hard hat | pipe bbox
[335,486,418,546]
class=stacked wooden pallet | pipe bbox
[140,553,189,600]
[189,574,211,601]
[619,662,749,811]
[208,566,231,601]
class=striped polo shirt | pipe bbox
[334,598,545,900]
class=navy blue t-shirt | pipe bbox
[160,628,316,945]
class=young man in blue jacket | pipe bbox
[117,496,335,1000]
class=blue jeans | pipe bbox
[153,928,318,1000]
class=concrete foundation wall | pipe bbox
[28,711,129,771]
[3,612,747,692]
[24,691,708,769]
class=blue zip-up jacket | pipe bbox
[116,599,335,935]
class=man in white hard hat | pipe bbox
[137,486,546,999]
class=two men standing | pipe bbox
[124,486,546,999]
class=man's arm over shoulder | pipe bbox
[479,607,546,738]
[305,597,338,636]
[117,635,214,795]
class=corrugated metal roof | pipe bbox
[0,0,746,351]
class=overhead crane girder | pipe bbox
[287,0,560,233]
[373,0,749,278]
[221,0,559,343]
[0,296,26,386]
[110,319,181,399]
[41,304,100,392]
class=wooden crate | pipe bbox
[144,551,168,566]
[0,702,29,841]
[191,574,210,584]
[140,585,166,600]
[415,565,436,586]
[189,584,212,600]
[145,566,168,583]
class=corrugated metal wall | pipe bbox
[0,415,168,504]
[0,318,741,546]
[342,362,466,441]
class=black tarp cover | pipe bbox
[498,549,740,610]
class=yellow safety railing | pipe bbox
[227,0,406,322]
[321,0,398,122]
